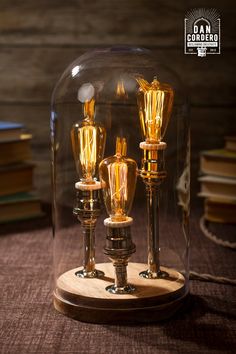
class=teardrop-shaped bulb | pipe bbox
[137,77,174,143]
[71,98,106,183]
[99,137,137,222]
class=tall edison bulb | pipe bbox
[99,137,137,222]
[137,77,174,143]
[71,98,106,183]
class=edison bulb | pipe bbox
[137,77,174,143]
[99,137,137,222]
[71,97,106,183]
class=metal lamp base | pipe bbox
[139,269,169,279]
[75,269,104,279]
[105,283,135,294]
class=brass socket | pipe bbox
[139,142,169,279]
[140,148,167,184]
[73,188,101,223]
[73,188,104,278]
[104,223,136,294]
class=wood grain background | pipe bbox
[0,0,235,201]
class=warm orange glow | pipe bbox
[108,138,128,220]
[137,77,174,143]
[71,98,106,182]
[99,137,137,222]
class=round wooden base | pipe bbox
[54,262,188,324]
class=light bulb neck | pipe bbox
[145,138,161,144]
[111,215,128,222]
[80,178,96,184]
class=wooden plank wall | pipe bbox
[0,0,235,201]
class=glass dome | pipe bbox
[51,46,190,323]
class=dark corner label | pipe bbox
[184,8,221,57]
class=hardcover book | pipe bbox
[0,192,44,223]
[198,175,236,201]
[0,163,34,197]
[204,197,236,224]
[0,121,24,141]
[200,149,236,178]
[0,134,32,165]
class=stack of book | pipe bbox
[0,121,43,223]
[199,136,236,224]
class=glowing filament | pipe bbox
[137,77,174,143]
[99,136,137,223]
[79,125,97,181]
[108,160,128,220]
[71,97,106,183]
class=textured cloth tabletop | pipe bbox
[0,207,235,354]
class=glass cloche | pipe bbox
[51,46,190,323]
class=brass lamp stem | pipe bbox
[82,222,96,276]
[74,184,104,278]
[146,184,160,275]
[104,218,136,294]
[113,261,128,290]
[139,142,169,279]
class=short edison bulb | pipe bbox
[71,98,106,183]
[99,137,137,222]
[137,77,174,143]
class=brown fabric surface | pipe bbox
[0,207,235,354]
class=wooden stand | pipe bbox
[54,262,188,323]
